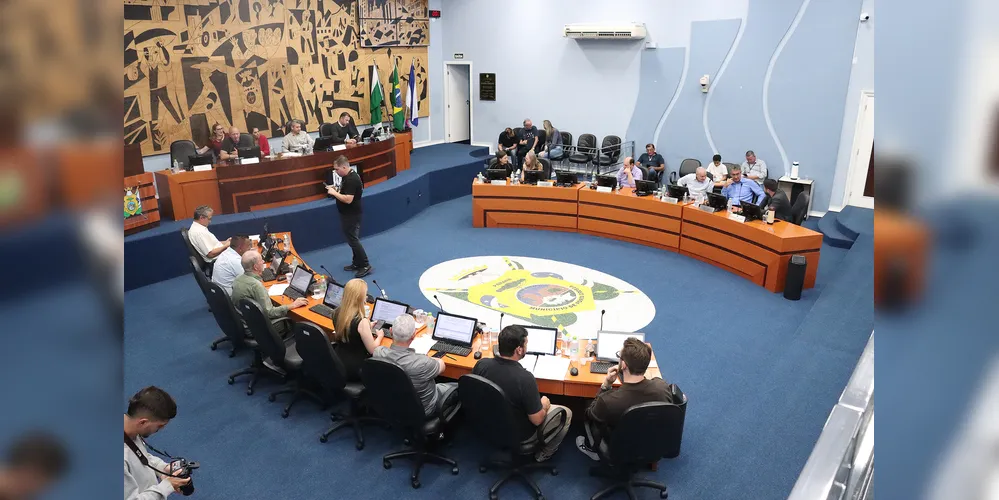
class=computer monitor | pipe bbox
[361,127,375,140]
[188,154,213,168]
[634,179,657,195]
[555,171,576,186]
[595,331,646,362]
[288,266,314,293]
[667,184,688,199]
[706,191,728,211]
[431,311,478,347]
[237,146,260,158]
[323,281,345,308]
[523,170,545,185]
[740,202,763,222]
[524,326,558,356]
[269,253,283,272]
[485,168,508,181]
[596,174,617,189]
[313,136,336,152]
[371,298,410,328]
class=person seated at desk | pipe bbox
[230,250,308,336]
[211,234,252,295]
[189,205,230,263]
[497,127,519,166]
[330,112,359,145]
[741,150,768,186]
[762,178,793,222]
[576,338,673,461]
[197,123,225,158]
[251,127,271,157]
[637,144,666,185]
[492,150,513,177]
[283,120,312,153]
[219,126,249,160]
[521,151,543,181]
[472,325,573,462]
[331,279,384,382]
[706,154,728,187]
[720,165,765,207]
[616,157,642,189]
[373,313,459,417]
[676,167,714,199]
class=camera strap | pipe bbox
[124,433,171,476]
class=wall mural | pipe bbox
[124,0,429,157]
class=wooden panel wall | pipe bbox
[124,0,429,157]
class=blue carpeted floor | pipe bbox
[124,196,872,500]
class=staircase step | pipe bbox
[818,214,855,249]
[835,206,874,240]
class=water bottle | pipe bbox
[172,159,180,173]
[569,336,580,363]
[283,233,290,250]
[726,198,734,213]
[683,192,690,204]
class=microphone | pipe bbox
[599,309,606,332]
[433,294,446,313]
[319,265,334,280]
[498,312,505,332]
[372,279,388,298]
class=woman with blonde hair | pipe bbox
[520,150,544,182]
[331,279,384,381]
[540,120,563,160]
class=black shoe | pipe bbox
[354,266,372,278]
[343,264,358,271]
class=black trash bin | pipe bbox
[783,255,807,300]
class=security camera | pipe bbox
[860,12,870,22]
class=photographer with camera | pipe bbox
[124,387,195,499]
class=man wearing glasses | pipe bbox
[576,338,674,461]
[188,205,231,263]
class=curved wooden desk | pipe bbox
[471,180,822,292]
[262,232,659,398]
[156,138,397,219]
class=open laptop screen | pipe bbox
[524,326,558,356]
[289,266,313,293]
[323,281,345,308]
[432,312,477,345]
[371,298,409,325]
[596,331,645,361]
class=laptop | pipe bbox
[237,146,260,158]
[309,280,345,317]
[429,311,478,357]
[590,331,646,374]
[740,201,764,222]
[524,326,558,356]
[188,154,213,168]
[261,253,284,282]
[282,266,313,300]
[313,136,336,152]
[370,297,411,334]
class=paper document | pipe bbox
[282,152,302,157]
[267,284,289,296]
[241,157,260,164]
[518,354,538,372]
[410,337,436,355]
[532,356,570,381]
[192,165,212,172]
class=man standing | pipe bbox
[616,156,643,188]
[373,314,459,417]
[576,338,674,461]
[218,126,248,160]
[677,167,714,199]
[283,120,312,152]
[516,119,539,168]
[706,154,728,187]
[330,112,359,145]
[231,251,308,335]
[762,178,793,222]
[188,205,230,264]
[472,325,573,462]
[123,386,191,499]
[741,150,768,186]
[637,144,666,185]
[211,234,252,295]
[721,165,765,207]
[326,156,372,278]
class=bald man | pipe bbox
[616,157,642,188]
[219,126,248,160]
[230,250,307,335]
[677,167,714,198]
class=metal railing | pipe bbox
[788,332,874,500]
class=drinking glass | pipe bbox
[311,282,324,300]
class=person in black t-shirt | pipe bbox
[326,155,371,277]
[219,126,249,161]
[637,143,667,185]
[497,127,519,166]
[515,119,539,168]
[472,325,573,462]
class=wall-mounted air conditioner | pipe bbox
[563,23,647,40]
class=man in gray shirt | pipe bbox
[124,386,190,499]
[741,150,768,186]
[373,314,458,417]
[282,120,313,152]
[230,250,308,335]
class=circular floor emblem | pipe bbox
[418,256,655,337]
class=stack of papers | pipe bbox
[410,337,436,355]
[267,284,289,296]
[533,356,571,381]
[518,354,538,372]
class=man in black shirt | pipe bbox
[472,325,573,462]
[219,126,250,160]
[761,178,793,222]
[576,337,673,461]
[497,127,519,167]
[326,155,371,277]
[515,119,539,168]
[330,112,359,145]
[637,143,666,186]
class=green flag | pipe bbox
[369,63,384,125]
[390,63,405,131]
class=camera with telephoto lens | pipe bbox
[171,458,199,496]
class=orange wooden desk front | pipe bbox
[260,233,653,398]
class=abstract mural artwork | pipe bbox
[124,0,429,156]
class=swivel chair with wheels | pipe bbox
[790,192,810,225]
[180,228,211,277]
[203,283,260,390]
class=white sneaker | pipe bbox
[575,436,599,461]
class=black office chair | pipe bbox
[678,158,701,178]
[360,358,459,489]
[538,158,552,179]
[569,134,597,173]
[319,123,335,138]
[596,135,622,171]
[589,390,687,500]
[533,130,547,154]
[236,299,321,417]
[238,133,254,148]
[458,374,561,500]
[635,164,649,180]
[790,192,810,225]
[170,140,198,171]
[180,228,211,278]
[724,162,740,176]
[294,322,384,449]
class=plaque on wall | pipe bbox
[480,73,496,101]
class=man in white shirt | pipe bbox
[282,119,312,152]
[741,150,768,186]
[188,205,230,263]
[677,167,714,198]
[211,235,252,294]
[124,387,190,499]
[706,154,728,188]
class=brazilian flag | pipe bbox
[390,63,405,131]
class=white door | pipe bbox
[846,92,874,208]
[445,63,470,143]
